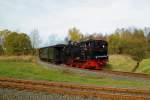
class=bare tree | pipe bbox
[47,34,57,46]
[30,29,41,49]
[29,29,41,55]
[0,29,10,48]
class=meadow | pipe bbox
[108,55,150,74]
[0,55,149,88]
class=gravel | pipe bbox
[0,88,107,100]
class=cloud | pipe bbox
[0,0,150,43]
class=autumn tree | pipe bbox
[5,32,19,55]
[83,33,106,40]
[107,28,147,72]
[0,31,3,55]
[68,27,83,42]
[0,45,3,55]
[18,33,32,55]
[107,32,121,54]
[147,32,150,43]
[121,29,147,72]
[4,32,32,55]
[146,32,150,57]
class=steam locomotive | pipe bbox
[39,39,108,70]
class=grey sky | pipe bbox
[0,0,150,41]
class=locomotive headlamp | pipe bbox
[102,45,105,48]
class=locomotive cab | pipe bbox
[90,40,108,59]
[79,40,108,60]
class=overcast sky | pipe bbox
[0,0,150,42]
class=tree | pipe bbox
[107,33,121,54]
[119,29,133,54]
[83,33,106,40]
[0,31,3,55]
[107,28,147,72]
[18,33,32,55]
[0,45,4,55]
[124,29,146,72]
[144,27,150,36]
[147,32,150,43]
[47,34,57,46]
[68,27,83,42]
[30,29,41,49]
[146,32,150,57]
[4,32,32,55]
[29,29,41,55]
[64,37,69,44]
[127,42,145,72]
[4,32,18,55]
[0,29,11,50]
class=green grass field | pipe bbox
[136,58,150,74]
[0,58,150,88]
[108,55,136,72]
[108,55,150,73]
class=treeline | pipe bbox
[108,28,150,55]
[0,29,40,55]
[1,27,150,57]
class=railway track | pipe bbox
[38,59,150,80]
[94,69,150,79]
[0,77,149,100]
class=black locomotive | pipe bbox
[39,39,108,69]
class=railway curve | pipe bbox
[37,58,150,81]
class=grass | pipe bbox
[107,55,150,74]
[107,55,136,72]
[0,56,35,62]
[136,58,150,74]
[0,59,150,88]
